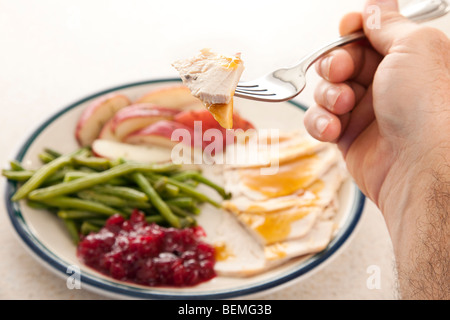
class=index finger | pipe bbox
[339,12,364,35]
[315,12,382,87]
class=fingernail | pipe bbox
[315,116,330,136]
[320,56,332,79]
[326,86,341,110]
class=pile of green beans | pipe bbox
[2,147,231,244]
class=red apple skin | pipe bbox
[135,85,203,110]
[110,103,181,141]
[124,120,196,148]
[174,109,255,131]
[173,109,255,148]
[174,109,220,132]
[75,93,131,147]
[231,113,255,131]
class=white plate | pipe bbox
[3,78,365,299]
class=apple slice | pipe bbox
[98,119,118,141]
[110,103,180,141]
[174,109,256,150]
[232,112,256,131]
[91,139,172,163]
[174,109,255,132]
[174,109,226,133]
[76,93,131,147]
[135,85,203,110]
[124,120,194,148]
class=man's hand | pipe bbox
[303,0,450,299]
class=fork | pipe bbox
[234,0,449,102]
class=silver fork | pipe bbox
[234,0,449,102]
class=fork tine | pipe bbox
[236,84,259,88]
[235,78,283,101]
[236,88,268,93]
[234,90,277,102]
[235,81,277,98]
[236,81,260,88]
[236,82,275,96]
[235,89,276,96]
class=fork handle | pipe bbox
[297,0,449,73]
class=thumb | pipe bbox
[363,0,419,55]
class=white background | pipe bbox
[0,0,448,299]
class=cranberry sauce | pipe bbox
[76,210,216,287]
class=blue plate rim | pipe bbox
[3,78,366,300]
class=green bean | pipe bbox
[166,197,196,209]
[118,207,135,216]
[9,160,25,171]
[28,162,177,201]
[132,172,181,228]
[147,173,221,208]
[126,201,152,209]
[11,152,76,201]
[84,218,107,227]
[38,152,56,164]
[140,162,181,173]
[80,221,101,235]
[164,183,180,197]
[153,177,180,197]
[73,156,111,171]
[180,179,199,187]
[77,166,97,173]
[188,205,201,215]
[57,210,105,220]
[75,148,92,158]
[145,215,165,224]
[11,167,74,187]
[168,204,193,218]
[61,217,80,244]
[170,170,201,181]
[8,147,231,233]
[140,207,160,216]
[63,171,127,184]
[28,163,138,200]
[43,148,62,158]
[153,177,167,193]
[102,177,130,186]
[108,157,127,167]
[39,196,120,216]
[63,171,89,182]
[26,200,54,210]
[2,170,34,181]
[91,185,148,202]
[180,216,197,228]
[171,170,231,199]
[77,190,151,209]
[166,197,201,215]
[42,167,74,186]
[77,190,128,207]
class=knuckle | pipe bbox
[396,26,449,48]
[381,12,404,25]
[411,26,448,44]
